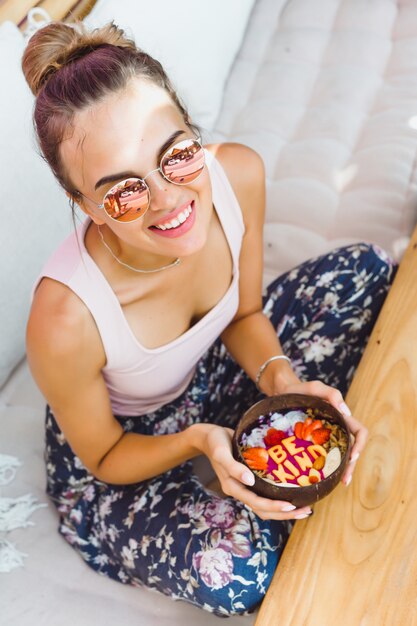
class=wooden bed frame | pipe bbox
[2,1,417,624]
[0,0,96,28]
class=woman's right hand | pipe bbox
[196,424,313,521]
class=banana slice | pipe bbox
[323,447,342,478]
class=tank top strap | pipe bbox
[204,149,245,267]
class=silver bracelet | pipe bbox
[255,355,292,392]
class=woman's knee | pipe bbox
[189,524,282,616]
[344,242,396,281]
[330,242,397,307]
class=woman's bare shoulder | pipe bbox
[205,142,265,225]
[206,141,264,177]
[27,279,122,479]
[27,277,105,368]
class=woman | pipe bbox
[24,21,396,616]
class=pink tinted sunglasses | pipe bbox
[81,137,205,223]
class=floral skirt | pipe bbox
[44,243,397,617]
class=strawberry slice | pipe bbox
[264,428,286,447]
[303,419,323,441]
[294,422,304,439]
[311,427,331,445]
[242,447,269,471]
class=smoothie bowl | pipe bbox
[232,394,352,508]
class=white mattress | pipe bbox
[212,0,417,286]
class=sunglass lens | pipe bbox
[103,178,149,222]
[162,139,205,185]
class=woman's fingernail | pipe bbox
[345,475,352,487]
[339,402,352,416]
[349,452,360,464]
[282,504,296,511]
[294,512,311,519]
[242,471,255,486]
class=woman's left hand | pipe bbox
[278,379,368,487]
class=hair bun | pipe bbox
[22,21,136,96]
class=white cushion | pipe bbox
[0,22,71,388]
[84,0,255,131]
[212,0,417,286]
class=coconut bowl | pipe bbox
[232,393,352,508]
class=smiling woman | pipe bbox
[23,18,396,617]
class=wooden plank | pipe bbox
[0,0,40,26]
[39,0,96,22]
[65,0,96,21]
[256,227,417,626]
[0,0,96,29]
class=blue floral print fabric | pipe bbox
[44,243,397,617]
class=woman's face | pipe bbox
[60,77,212,262]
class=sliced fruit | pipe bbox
[322,447,342,478]
[264,428,286,447]
[294,421,304,439]
[309,468,322,484]
[302,419,323,440]
[311,427,331,445]
[312,455,326,470]
[297,475,311,487]
[242,447,269,471]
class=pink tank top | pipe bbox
[33,151,245,416]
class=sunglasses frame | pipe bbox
[80,136,205,224]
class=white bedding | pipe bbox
[2,1,417,624]
[212,0,417,286]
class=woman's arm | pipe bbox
[216,143,367,486]
[216,142,299,393]
[26,278,211,484]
